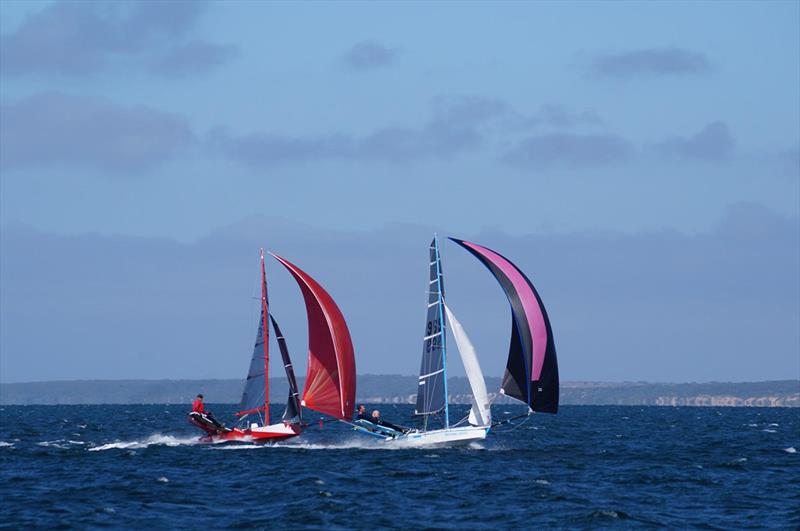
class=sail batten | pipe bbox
[272,254,356,420]
[450,238,559,413]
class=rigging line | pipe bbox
[451,413,471,428]
[307,415,352,430]
[491,411,532,428]
[507,413,532,432]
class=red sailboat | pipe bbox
[188,250,355,443]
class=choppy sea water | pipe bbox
[0,404,798,529]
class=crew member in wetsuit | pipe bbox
[371,409,409,434]
[356,404,369,421]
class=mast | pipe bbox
[235,249,274,420]
[435,236,450,429]
[260,248,270,424]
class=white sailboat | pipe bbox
[355,236,491,446]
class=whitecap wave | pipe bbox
[784,447,797,454]
[88,434,199,452]
[595,510,620,519]
[210,436,433,451]
[190,435,383,451]
[89,432,491,452]
[210,444,265,451]
[0,441,14,448]
[762,429,777,433]
[271,439,385,451]
[37,440,70,449]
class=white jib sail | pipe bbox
[444,303,492,427]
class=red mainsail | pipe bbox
[272,254,356,420]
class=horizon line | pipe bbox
[2,376,797,386]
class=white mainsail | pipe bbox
[444,303,491,427]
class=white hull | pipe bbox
[387,425,489,447]
[248,422,300,436]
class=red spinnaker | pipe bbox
[271,254,356,420]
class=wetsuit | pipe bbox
[374,417,408,434]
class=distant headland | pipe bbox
[1,376,797,407]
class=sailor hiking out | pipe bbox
[187,394,231,435]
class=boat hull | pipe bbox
[199,422,302,444]
[354,421,489,446]
[391,426,489,447]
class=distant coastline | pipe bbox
[1,377,797,407]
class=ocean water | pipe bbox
[0,404,797,529]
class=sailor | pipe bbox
[370,409,409,434]
[356,404,369,421]
[189,394,230,433]
[192,394,206,414]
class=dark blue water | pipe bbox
[1,404,798,529]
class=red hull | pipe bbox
[198,423,302,444]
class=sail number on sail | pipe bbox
[425,318,442,352]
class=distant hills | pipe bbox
[1,376,797,407]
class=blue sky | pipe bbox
[0,1,798,383]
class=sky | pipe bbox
[0,1,798,384]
